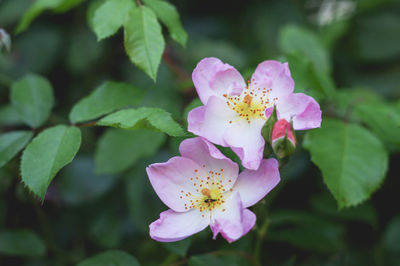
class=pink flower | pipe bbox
[147,137,280,243]
[188,58,321,170]
[271,119,296,158]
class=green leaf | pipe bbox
[383,216,400,254]
[303,119,388,209]
[94,129,165,174]
[88,0,134,41]
[124,6,165,81]
[0,105,24,126]
[77,250,140,266]
[10,74,54,128]
[97,107,187,137]
[15,0,64,33]
[0,229,45,257]
[0,131,33,167]
[21,125,81,199]
[143,0,188,47]
[69,81,143,123]
[355,102,400,151]
[53,0,86,13]
[279,25,331,74]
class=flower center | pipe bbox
[179,166,233,217]
[223,81,277,124]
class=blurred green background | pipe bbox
[1,0,400,265]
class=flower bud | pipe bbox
[271,119,296,158]
[0,29,11,53]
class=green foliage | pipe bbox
[279,25,335,99]
[0,131,32,167]
[268,210,345,253]
[97,107,187,137]
[355,102,400,151]
[304,119,388,209]
[0,229,45,257]
[2,1,400,265]
[21,125,81,199]
[124,6,165,81]
[309,193,378,226]
[69,81,143,123]
[10,74,54,128]
[94,129,165,174]
[16,0,84,33]
[57,156,117,206]
[88,0,134,41]
[77,250,140,266]
[0,105,24,125]
[162,238,192,257]
[188,253,248,266]
[279,25,331,74]
[355,12,400,61]
[16,0,64,33]
[383,216,400,254]
[143,0,188,47]
[89,211,124,248]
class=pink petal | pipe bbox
[192,57,246,104]
[147,157,207,212]
[210,192,255,243]
[277,93,322,130]
[233,159,280,208]
[179,137,239,191]
[188,96,237,147]
[242,209,257,237]
[250,60,294,101]
[149,209,210,242]
[223,118,266,170]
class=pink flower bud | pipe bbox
[271,119,296,158]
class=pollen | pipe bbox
[223,83,277,124]
[178,167,234,214]
[201,188,211,197]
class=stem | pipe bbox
[71,120,98,128]
[135,0,142,6]
[254,219,270,265]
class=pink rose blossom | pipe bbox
[188,57,321,170]
[147,137,280,243]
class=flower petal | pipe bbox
[223,118,266,170]
[179,137,239,191]
[277,93,322,130]
[188,96,237,147]
[233,159,280,208]
[149,209,210,242]
[192,57,246,104]
[147,157,207,212]
[242,209,257,237]
[250,60,294,101]
[210,192,254,243]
